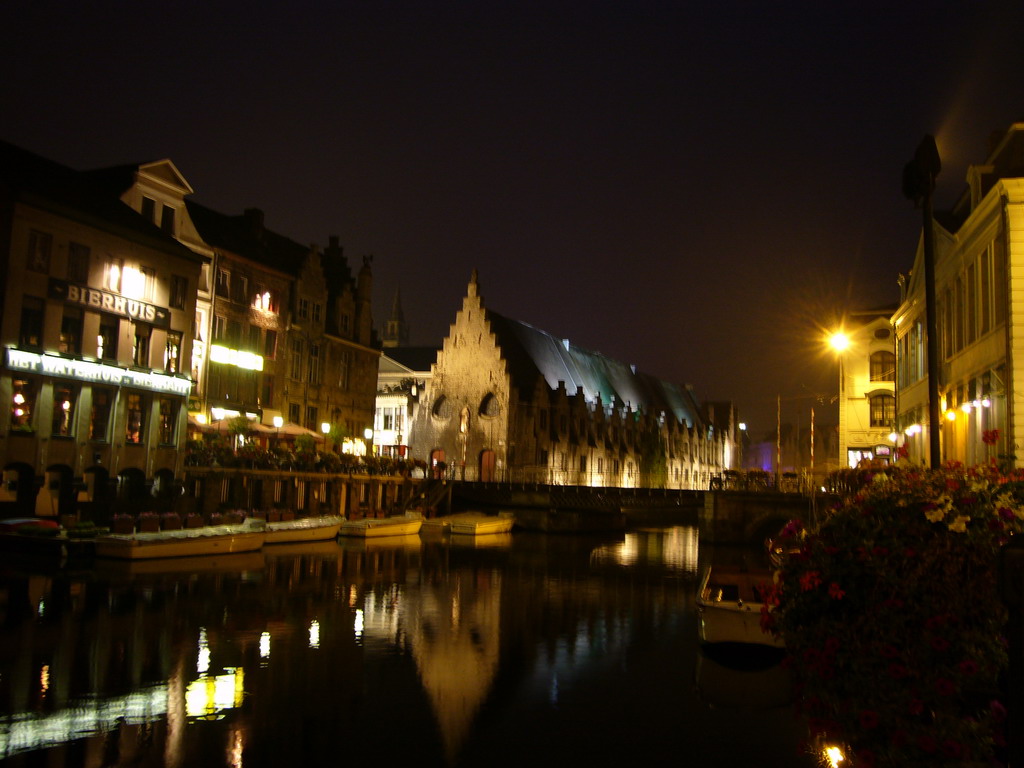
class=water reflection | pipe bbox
[0,525,813,767]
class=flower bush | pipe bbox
[766,461,1022,766]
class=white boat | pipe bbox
[695,565,784,648]
[264,514,344,544]
[339,513,423,538]
[94,521,267,560]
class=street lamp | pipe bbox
[321,421,330,451]
[364,427,374,456]
[830,331,849,469]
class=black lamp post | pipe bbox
[903,135,942,469]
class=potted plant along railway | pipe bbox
[765,461,1019,767]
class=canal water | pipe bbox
[0,524,816,767]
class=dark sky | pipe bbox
[3,1,1023,436]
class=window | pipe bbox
[90,388,113,441]
[290,337,304,379]
[104,259,123,292]
[312,303,322,323]
[264,329,277,359]
[870,351,895,382]
[19,296,45,349]
[288,402,301,423]
[305,405,318,431]
[253,285,276,312]
[164,331,182,373]
[341,314,350,334]
[125,393,146,443]
[227,320,242,347]
[158,397,178,444]
[59,308,83,355]
[248,324,261,353]
[141,196,156,222]
[215,268,230,298]
[98,316,119,361]
[869,394,896,428]
[261,374,274,406]
[68,242,90,282]
[133,327,151,367]
[170,275,188,309]
[213,315,227,341]
[338,349,350,389]
[141,266,157,300]
[10,379,36,431]
[298,298,309,320]
[26,230,52,273]
[308,343,321,384]
[233,275,248,304]
[51,384,78,436]
[580,455,587,472]
[160,205,175,234]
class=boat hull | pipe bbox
[696,565,784,648]
[95,525,266,560]
[339,517,423,538]
[264,515,343,544]
[449,515,515,536]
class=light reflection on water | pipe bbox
[0,524,814,767]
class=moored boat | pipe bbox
[339,513,423,538]
[448,512,515,536]
[94,521,266,560]
[695,565,783,648]
[263,514,343,544]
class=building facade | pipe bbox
[0,142,202,515]
[408,273,736,488]
[835,308,898,468]
[894,123,1024,467]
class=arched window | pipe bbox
[479,392,500,418]
[432,395,452,420]
[870,351,896,382]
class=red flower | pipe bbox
[908,698,924,716]
[917,734,937,753]
[878,644,900,659]
[983,429,1000,445]
[887,663,909,679]
[799,571,822,591]
[958,659,979,676]
[941,739,965,759]
[935,677,956,696]
[929,636,951,652]
[828,582,845,600]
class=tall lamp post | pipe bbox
[903,135,942,468]
[830,331,849,469]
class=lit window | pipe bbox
[870,351,896,382]
[104,260,123,292]
[125,394,146,443]
[870,394,896,428]
[158,397,179,444]
[10,379,36,431]
[164,331,182,373]
[51,385,78,436]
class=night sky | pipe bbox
[3,2,1023,437]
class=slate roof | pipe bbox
[0,141,201,263]
[485,311,703,428]
[185,201,309,276]
[384,346,440,373]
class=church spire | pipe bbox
[382,288,409,348]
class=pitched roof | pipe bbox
[184,200,309,275]
[0,140,201,263]
[485,310,703,428]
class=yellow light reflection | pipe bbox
[184,668,245,719]
[354,609,364,641]
[824,745,845,767]
[197,627,210,674]
[39,665,50,696]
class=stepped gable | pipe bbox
[483,309,703,428]
[184,200,309,274]
[0,141,199,263]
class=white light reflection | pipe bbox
[259,631,271,660]
[308,620,321,649]
[354,609,364,641]
[197,627,210,674]
[824,745,845,767]
[589,526,698,574]
[37,600,45,618]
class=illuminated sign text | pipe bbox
[5,348,192,396]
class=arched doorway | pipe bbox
[430,449,446,479]
[479,450,496,482]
